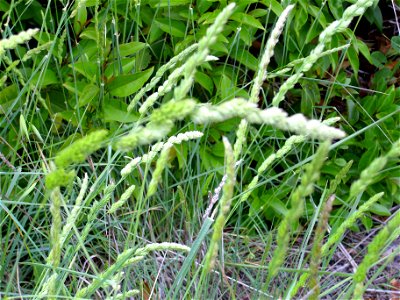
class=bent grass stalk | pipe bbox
[129,43,198,112]
[290,161,352,297]
[267,141,331,281]
[239,135,305,203]
[0,28,39,58]
[308,194,334,300]
[120,131,203,177]
[146,144,172,198]
[59,173,89,247]
[108,184,136,214]
[239,117,343,204]
[135,3,235,116]
[118,98,344,151]
[46,187,63,299]
[349,138,400,200]
[202,137,236,274]
[173,3,236,102]
[192,98,345,140]
[234,5,294,160]
[41,131,112,297]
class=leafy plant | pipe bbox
[1,0,399,299]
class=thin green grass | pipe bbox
[1,1,399,299]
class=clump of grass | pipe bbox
[272,0,377,106]
[1,1,395,299]
[352,209,400,298]
[75,242,190,298]
[290,191,386,297]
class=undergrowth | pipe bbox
[1,0,399,299]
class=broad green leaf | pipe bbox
[145,0,191,7]
[211,142,225,158]
[198,10,220,25]
[249,9,269,18]
[391,36,400,54]
[229,48,258,71]
[103,99,139,123]
[70,61,98,81]
[71,40,101,61]
[112,42,147,58]
[220,74,234,100]
[266,197,289,218]
[358,142,378,172]
[371,51,387,68]
[230,12,264,30]
[347,45,359,76]
[346,99,359,125]
[306,5,327,27]
[135,48,152,71]
[30,68,59,86]
[378,85,396,112]
[58,133,82,151]
[63,81,87,95]
[371,5,383,32]
[73,5,87,34]
[360,215,373,230]
[328,0,343,19]
[78,84,99,107]
[305,23,323,44]
[104,58,137,78]
[0,1,10,11]
[197,0,213,14]
[155,19,186,38]
[301,81,320,117]
[356,39,373,64]
[107,67,154,97]
[201,174,214,196]
[261,0,283,16]
[199,149,224,175]
[80,26,97,40]
[86,0,100,6]
[238,25,256,46]
[249,196,263,217]
[334,158,347,167]
[210,42,229,54]
[369,203,391,216]
[195,72,214,94]
[57,111,82,127]
[215,119,240,132]
[294,6,308,36]
[0,85,18,109]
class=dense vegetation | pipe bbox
[0,0,399,299]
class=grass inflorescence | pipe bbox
[1,1,398,299]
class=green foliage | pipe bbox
[1,0,398,299]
